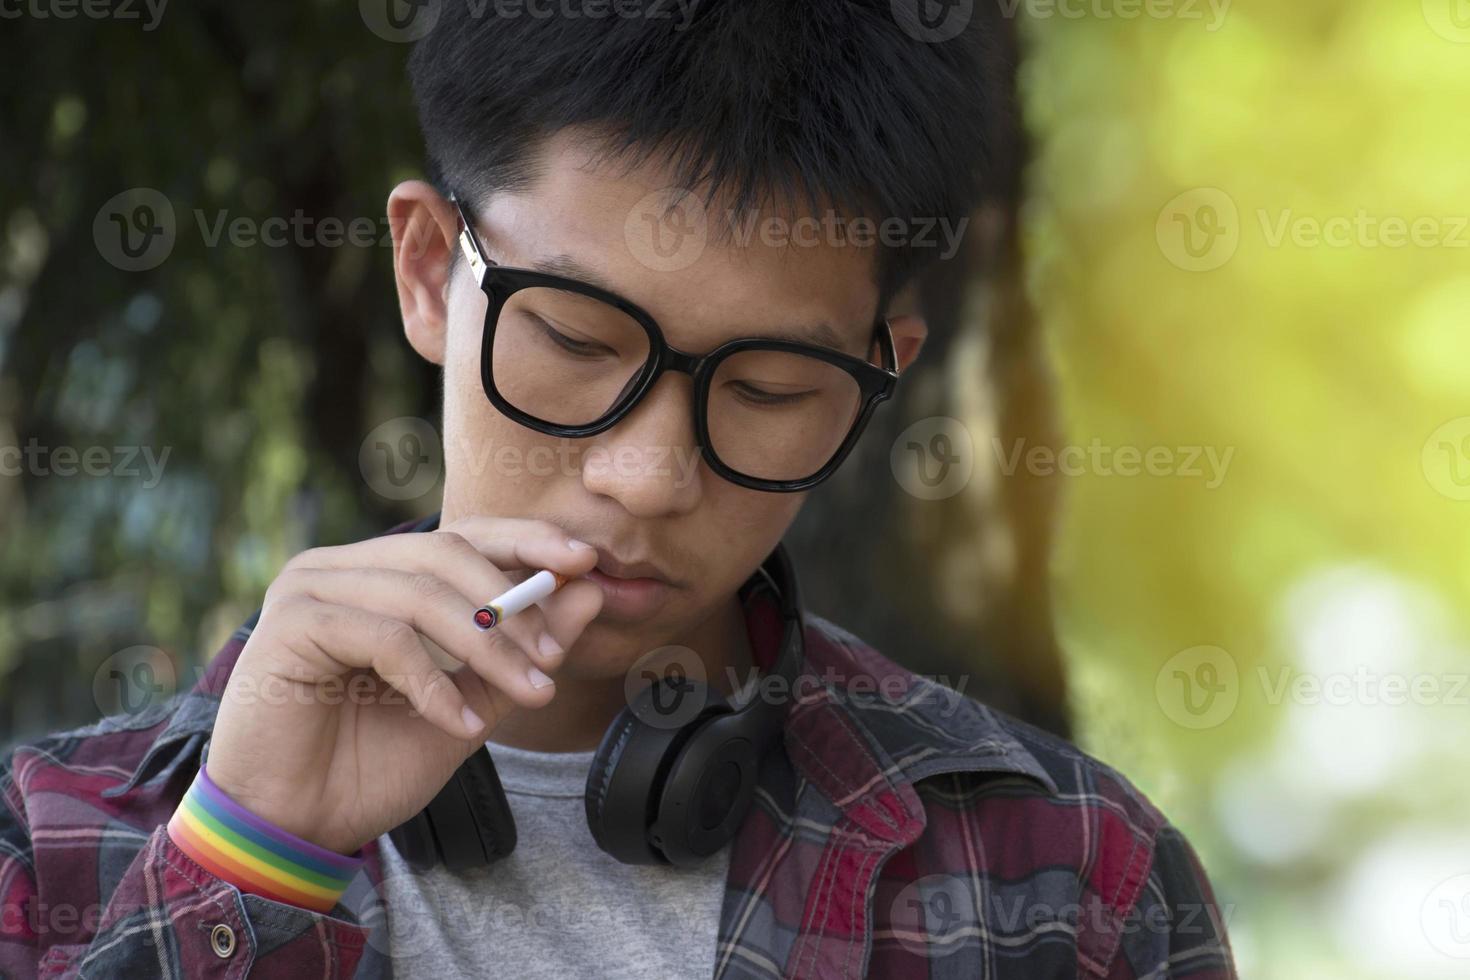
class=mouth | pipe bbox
[584,550,678,621]
[593,551,673,583]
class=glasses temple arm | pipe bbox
[450,193,492,286]
[874,318,900,376]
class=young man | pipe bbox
[0,3,1235,977]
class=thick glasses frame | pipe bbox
[452,195,900,492]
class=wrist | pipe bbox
[167,765,365,913]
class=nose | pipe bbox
[579,371,704,518]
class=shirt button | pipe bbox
[210,923,237,959]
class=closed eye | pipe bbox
[730,381,817,406]
[534,315,613,357]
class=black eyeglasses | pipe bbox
[452,195,899,493]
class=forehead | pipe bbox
[470,131,881,356]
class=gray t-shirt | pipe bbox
[377,739,731,979]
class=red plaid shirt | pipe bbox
[0,523,1236,978]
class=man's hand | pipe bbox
[205,516,604,855]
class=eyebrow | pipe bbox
[529,253,862,354]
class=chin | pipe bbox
[562,619,662,682]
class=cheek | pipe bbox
[694,483,804,578]
[440,283,559,502]
[442,276,485,382]
[441,278,520,446]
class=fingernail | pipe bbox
[568,539,593,551]
[462,706,486,733]
[527,667,555,689]
[538,632,564,657]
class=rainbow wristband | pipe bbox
[167,766,364,913]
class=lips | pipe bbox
[585,566,675,620]
[566,544,680,620]
[593,552,672,583]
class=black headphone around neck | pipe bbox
[388,534,805,872]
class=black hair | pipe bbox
[408,0,1002,305]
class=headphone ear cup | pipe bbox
[386,804,440,873]
[388,747,517,873]
[453,745,518,865]
[652,716,760,868]
[585,680,728,864]
[583,706,645,857]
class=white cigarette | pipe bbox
[472,570,572,630]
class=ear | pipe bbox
[884,313,927,374]
[387,180,461,367]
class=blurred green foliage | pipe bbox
[0,6,440,734]
[1022,2,1470,975]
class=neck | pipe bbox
[489,590,756,753]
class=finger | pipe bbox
[533,579,606,652]
[283,528,596,662]
[281,599,487,740]
[274,563,545,670]
[440,516,602,575]
[273,569,557,707]
[291,519,599,582]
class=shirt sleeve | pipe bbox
[1106,822,1239,979]
[0,755,372,978]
